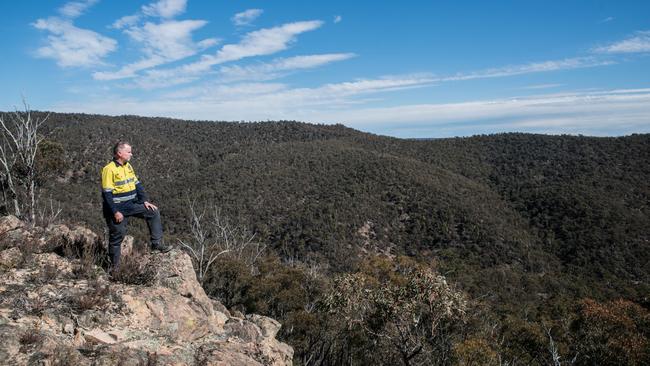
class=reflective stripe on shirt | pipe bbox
[113,194,137,203]
[115,177,136,186]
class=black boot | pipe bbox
[151,241,172,253]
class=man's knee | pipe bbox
[144,208,161,220]
[106,219,127,242]
[109,227,126,240]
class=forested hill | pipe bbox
[36,112,649,309]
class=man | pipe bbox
[101,141,171,269]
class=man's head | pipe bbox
[113,141,132,163]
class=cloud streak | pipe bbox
[133,20,325,88]
[442,57,614,81]
[593,31,650,54]
[232,9,263,26]
[218,53,356,82]
[522,83,564,90]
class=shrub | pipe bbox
[110,250,156,286]
[323,259,468,365]
[74,279,112,312]
[19,322,44,352]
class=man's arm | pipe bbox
[133,173,157,210]
[135,180,149,203]
[101,166,117,215]
[130,163,149,204]
[101,190,117,214]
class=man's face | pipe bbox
[117,144,132,162]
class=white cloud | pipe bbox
[522,83,564,90]
[142,0,187,18]
[334,15,342,23]
[218,53,356,81]
[96,19,218,80]
[52,76,650,137]
[163,82,287,99]
[99,0,217,80]
[132,20,325,88]
[213,20,324,64]
[112,14,141,29]
[112,0,187,29]
[443,57,614,81]
[126,20,211,57]
[232,9,263,26]
[329,89,650,136]
[315,75,436,97]
[593,31,650,53]
[130,51,612,92]
[60,74,438,121]
[59,0,98,18]
[600,16,614,23]
[32,17,117,67]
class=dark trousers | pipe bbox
[105,203,163,268]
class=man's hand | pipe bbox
[144,201,158,211]
[114,211,124,223]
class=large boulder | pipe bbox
[44,223,103,255]
[151,249,216,316]
[0,247,22,269]
[115,250,230,341]
[247,314,282,339]
[0,216,32,251]
[0,215,24,235]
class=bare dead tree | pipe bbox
[0,99,49,223]
[546,325,562,366]
[179,200,266,284]
[544,324,578,366]
[35,194,62,227]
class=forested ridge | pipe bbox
[8,111,649,365]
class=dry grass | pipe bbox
[59,235,107,280]
[111,250,157,286]
[19,322,44,352]
[17,237,40,267]
[26,262,59,284]
[74,279,112,312]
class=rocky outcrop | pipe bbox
[0,216,293,365]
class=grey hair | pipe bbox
[113,141,131,157]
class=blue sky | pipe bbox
[1,0,649,138]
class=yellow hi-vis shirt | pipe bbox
[101,160,140,203]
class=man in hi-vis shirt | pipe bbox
[101,141,171,269]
